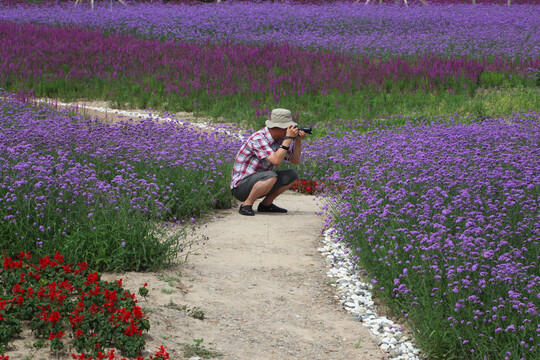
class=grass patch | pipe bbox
[181,339,222,359]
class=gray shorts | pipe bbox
[231,169,298,202]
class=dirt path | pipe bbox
[101,193,385,360]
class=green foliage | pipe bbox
[187,306,205,320]
[182,339,222,359]
[0,192,185,272]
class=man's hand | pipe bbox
[297,130,306,141]
[286,125,299,138]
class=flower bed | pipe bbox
[0,252,169,359]
[1,2,538,58]
[299,112,540,359]
[1,21,537,125]
[0,93,242,271]
[0,3,539,124]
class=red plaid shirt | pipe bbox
[231,127,293,189]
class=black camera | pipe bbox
[296,125,313,134]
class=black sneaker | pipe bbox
[257,203,287,213]
[239,205,255,216]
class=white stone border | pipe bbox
[319,229,423,360]
[33,98,245,140]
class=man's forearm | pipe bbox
[291,140,302,164]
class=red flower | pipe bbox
[53,251,64,264]
[18,251,31,260]
[106,349,117,360]
[69,312,85,327]
[49,330,64,340]
[12,283,24,295]
[49,310,62,324]
[121,292,136,300]
[3,257,22,269]
[74,261,89,275]
[85,272,99,285]
[132,305,144,319]
[123,320,142,336]
[71,354,92,360]
[73,328,84,339]
[63,264,73,273]
[153,345,170,359]
[26,287,35,298]
[39,256,51,269]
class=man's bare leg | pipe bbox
[242,177,277,207]
[260,183,293,206]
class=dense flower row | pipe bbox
[0,252,169,359]
[299,112,540,358]
[0,21,537,119]
[0,2,538,58]
[0,92,242,270]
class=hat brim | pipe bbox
[265,119,297,129]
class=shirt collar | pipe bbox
[263,127,277,145]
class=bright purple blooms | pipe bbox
[0,91,243,268]
[0,2,538,58]
[0,1,538,358]
[300,112,540,358]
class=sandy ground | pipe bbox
[108,192,386,360]
[5,193,385,360]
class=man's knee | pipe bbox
[260,171,278,185]
[279,169,298,186]
[257,176,277,191]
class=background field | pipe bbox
[0,1,538,359]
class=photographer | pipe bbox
[231,108,307,216]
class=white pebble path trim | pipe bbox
[33,99,245,140]
[319,229,424,360]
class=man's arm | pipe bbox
[265,126,299,166]
[290,135,303,164]
[265,137,294,166]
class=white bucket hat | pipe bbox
[266,108,297,129]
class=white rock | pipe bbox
[320,229,422,360]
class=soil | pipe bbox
[4,104,386,360]
[108,193,385,360]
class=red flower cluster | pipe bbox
[291,179,322,194]
[70,346,170,360]
[0,251,160,359]
[291,179,344,195]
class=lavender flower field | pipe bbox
[0,2,539,123]
[1,2,539,58]
[0,91,242,270]
[299,112,540,359]
[0,1,539,359]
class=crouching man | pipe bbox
[230,108,306,216]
